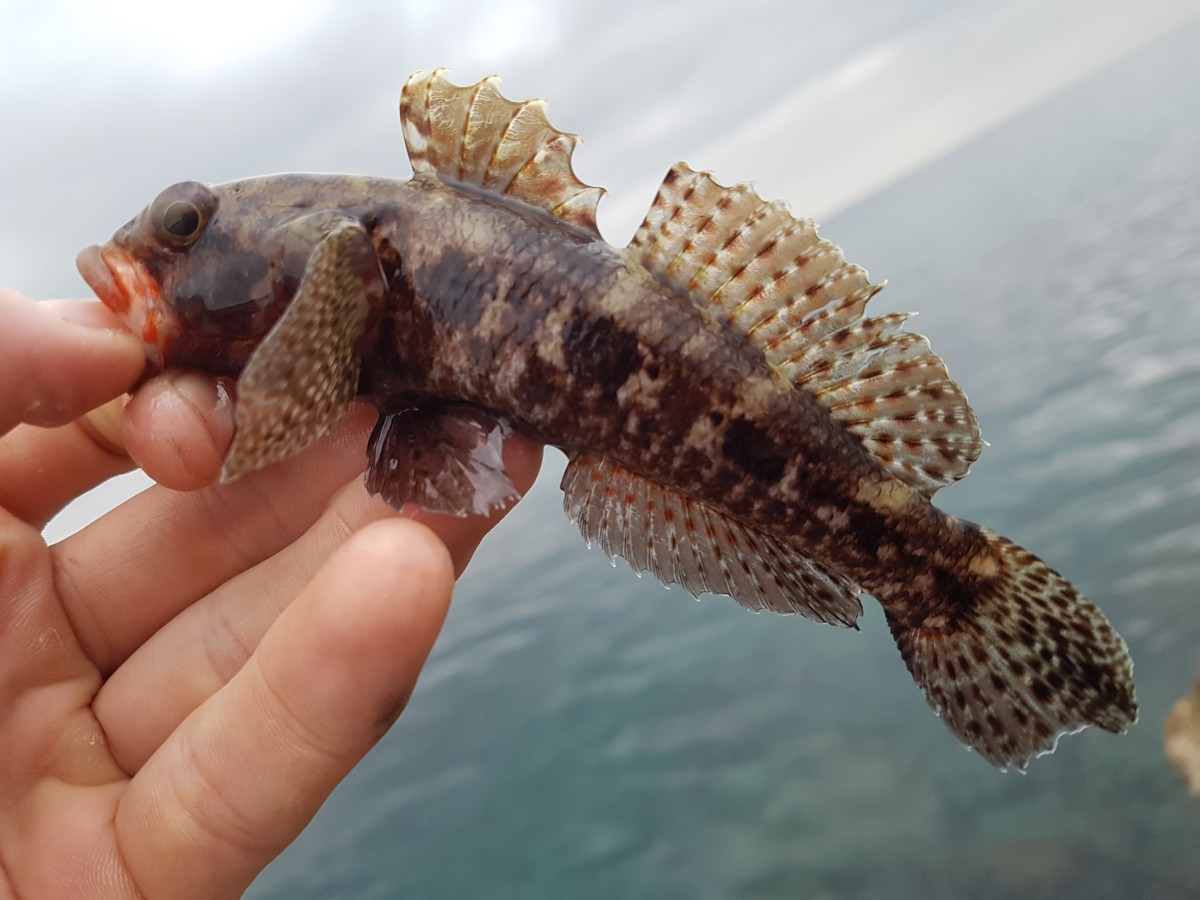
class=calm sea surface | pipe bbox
[249,25,1200,900]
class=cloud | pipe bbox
[3,0,1196,297]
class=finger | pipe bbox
[94,434,541,771]
[116,519,454,899]
[0,366,234,528]
[56,417,541,676]
[52,403,382,674]
[0,506,98,698]
[0,291,144,436]
[0,294,149,526]
[0,395,133,529]
[121,371,237,491]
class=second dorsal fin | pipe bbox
[400,69,604,237]
[630,163,983,495]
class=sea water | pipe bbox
[250,23,1200,900]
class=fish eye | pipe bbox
[162,200,201,238]
[150,181,218,250]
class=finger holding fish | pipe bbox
[120,370,238,491]
[0,288,240,521]
[0,230,542,897]
[0,291,143,526]
[92,432,539,773]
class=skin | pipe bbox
[0,287,541,899]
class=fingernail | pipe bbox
[167,371,236,448]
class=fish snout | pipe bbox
[76,242,172,369]
[76,243,124,312]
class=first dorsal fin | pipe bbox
[630,163,983,495]
[400,69,605,237]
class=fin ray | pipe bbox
[401,70,604,236]
[365,406,518,517]
[887,528,1137,769]
[562,454,863,627]
[630,163,983,494]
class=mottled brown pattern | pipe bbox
[76,72,1137,771]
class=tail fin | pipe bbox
[887,528,1136,769]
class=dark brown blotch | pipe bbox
[561,308,644,397]
[1031,679,1052,703]
[721,417,790,485]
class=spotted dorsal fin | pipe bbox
[400,69,604,238]
[630,163,983,495]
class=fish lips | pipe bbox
[77,242,172,369]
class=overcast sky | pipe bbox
[2,0,1196,537]
[3,0,1196,300]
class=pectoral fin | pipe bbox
[221,218,381,482]
[365,405,520,517]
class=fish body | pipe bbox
[380,179,962,617]
[77,71,1136,768]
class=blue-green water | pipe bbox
[249,27,1200,900]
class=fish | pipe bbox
[76,69,1136,769]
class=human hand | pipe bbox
[0,288,542,898]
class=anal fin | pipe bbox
[366,405,519,517]
[561,454,862,628]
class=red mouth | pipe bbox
[77,243,172,367]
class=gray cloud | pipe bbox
[5,0,1194,302]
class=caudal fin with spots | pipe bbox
[887,528,1136,769]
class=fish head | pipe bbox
[76,177,323,377]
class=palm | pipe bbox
[0,290,540,898]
